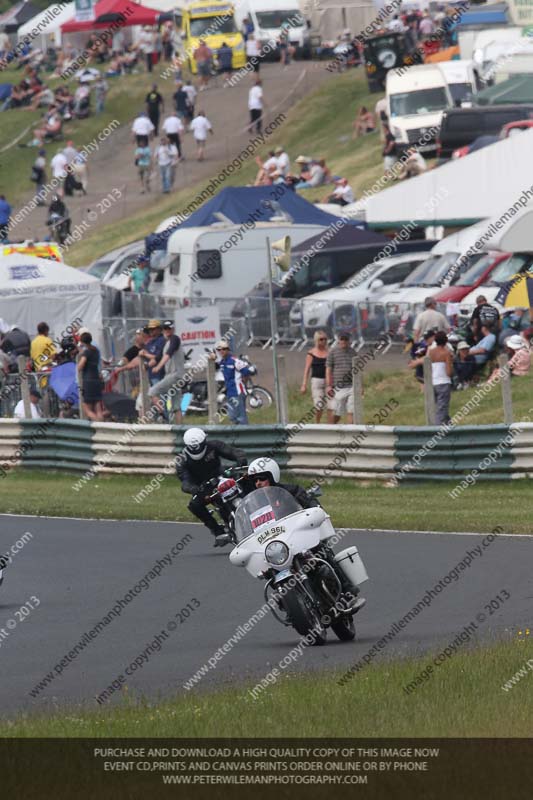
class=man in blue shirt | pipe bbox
[470,324,496,365]
[0,195,11,242]
[210,339,254,425]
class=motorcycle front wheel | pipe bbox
[246,386,273,412]
[331,615,356,641]
[280,586,327,646]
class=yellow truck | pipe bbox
[177,1,246,73]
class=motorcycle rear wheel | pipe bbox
[280,587,327,646]
[331,615,356,641]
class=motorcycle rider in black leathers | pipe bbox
[177,427,247,547]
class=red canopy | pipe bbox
[61,0,163,33]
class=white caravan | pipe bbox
[235,0,310,56]
[157,221,328,313]
[386,64,454,152]
[438,59,481,106]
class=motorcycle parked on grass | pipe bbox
[229,486,368,645]
[181,354,273,416]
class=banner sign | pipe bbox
[174,306,220,368]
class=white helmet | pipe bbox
[183,428,207,460]
[248,457,280,485]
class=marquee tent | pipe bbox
[61,0,163,33]
[0,254,103,348]
[0,1,41,33]
[17,2,74,48]
[363,129,533,229]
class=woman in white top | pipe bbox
[430,331,453,425]
[245,34,261,72]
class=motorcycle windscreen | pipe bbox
[234,487,302,542]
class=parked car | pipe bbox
[459,253,533,316]
[436,103,533,161]
[292,253,428,337]
[432,251,510,303]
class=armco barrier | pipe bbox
[393,424,514,481]
[20,419,94,473]
[286,425,397,481]
[5,417,533,480]
[0,419,22,471]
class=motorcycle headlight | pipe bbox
[265,540,289,566]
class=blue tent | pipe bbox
[457,3,509,28]
[145,186,363,254]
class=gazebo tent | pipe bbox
[17,2,75,48]
[476,75,533,106]
[0,1,41,33]
[0,254,103,349]
[61,0,163,33]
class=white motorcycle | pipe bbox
[229,486,368,645]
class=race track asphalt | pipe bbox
[0,515,531,714]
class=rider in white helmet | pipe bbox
[247,457,319,509]
[177,427,248,546]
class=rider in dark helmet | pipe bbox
[176,427,248,547]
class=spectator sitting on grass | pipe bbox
[353,106,376,138]
[297,159,328,189]
[469,323,496,367]
[323,177,355,206]
[488,334,530,382]
[454,340,476,388]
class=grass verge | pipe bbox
[2,640,532,736]
[3,470,532,533]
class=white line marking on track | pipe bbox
[0,514,530,538]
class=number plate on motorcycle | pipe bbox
[250,505,276,533]
[257,525,286,545]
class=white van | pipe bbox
[438,59,481,106]
[157,221,327,313]
[386,64,454,152]
[235,0,310,58]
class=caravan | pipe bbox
[156,220,328,313]
[235,0,311,59]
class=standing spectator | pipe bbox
[115,328,146,375]
[154,135,178,193]
[135,140,152,193]
[149,320,185,424]
[248,77,263,134]
[430,331,453,425]
[387,14,405,33]
[408,328,436,387]
[279,22,291,66]
[31,149,47,207]
[72,150,88,194]
[245,33,261,72]
[375,95,388,141]
[413,297,450,341]
[194,40,213,91]
[210,340,254,425]
[14,388,42,420]
[173,81,189,122]
[50,150,68,196]
[145,83,164,136]
[128,256,151,292]
[353,106,376,138]
[0,29,10,61]
[182,79,197,123]
[62,140,78,166]
[469,295,500,343]
[162,112,184,159]
[30,321,55,370]
[241,16,254,41]
[94,75,108,114]
[326,332,357,424]
[139,26,155,73]
[382,124,398,173]
[161,22,174,61]
[77,331,104,421]
[300,330,332,422]
[138,320,166,388]
[190,111,213,161]
[131,112,155,147]
[218,42,233,80]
